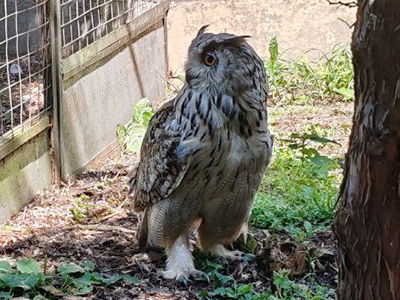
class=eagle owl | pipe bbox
[128,26,273,282]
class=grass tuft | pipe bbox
[251,127,342,241]
[266,37,354,104]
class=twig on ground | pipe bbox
[71,224,136,234]
[326,0,358,7]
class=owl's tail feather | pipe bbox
[137,208,149,249]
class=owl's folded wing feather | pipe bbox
[128,100,189,212]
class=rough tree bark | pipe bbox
[334,1,400,299]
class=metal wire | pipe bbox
[0,0,162,140]
[60,0,162,58]
[0,0,51,139]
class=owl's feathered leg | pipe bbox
[161,234,208,284]
[198,219,248,263]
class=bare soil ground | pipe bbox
[0,101,353,299]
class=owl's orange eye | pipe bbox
[204,53,216,66]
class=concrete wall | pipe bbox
[0,0,43,56]
[167,0,356,71]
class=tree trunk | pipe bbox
[334,1,400,299]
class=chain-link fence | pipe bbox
[0,0,51,139]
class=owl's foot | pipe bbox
[210,244,246,260]
[162,268,209,285]
[162,235,209,284]
[209,244,247,265]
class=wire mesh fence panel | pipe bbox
[0,0,51,139]
[60,0,163,58]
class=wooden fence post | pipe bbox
[49,0,63,184]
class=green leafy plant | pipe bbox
[194,256,259,300]
[117,98,155,153]
[0,259,139,299]
[266,38,354,104]
[198,283,256,300]
[70,194,96,223]
[194,256,232,286]
[256,269,336,300]
[251,128,341,239]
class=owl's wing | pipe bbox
[128,100,190,212]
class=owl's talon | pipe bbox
[176,274,189,286]
[216,256,230,266]
[190,270,210,283]
[161,268,207,284]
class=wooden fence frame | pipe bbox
[0,0,170,223]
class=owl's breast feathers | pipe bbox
[129,86,272,212]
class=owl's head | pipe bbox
[184,25,265,96]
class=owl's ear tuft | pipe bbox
[196,25,210,37]
[224,35,251,47]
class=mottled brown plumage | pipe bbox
[128,26,273,282]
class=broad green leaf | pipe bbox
[122,274,140,284]
[308,134,340,145]
[101,274,124,286]
[301,185,314,198]
[333,87,354,100]
[81,261,95,272]
[2,273,40,290]
[89,272,107,283]
[311,155,337,168]
[33,296,48,300]
[304,221,313,233]
[0,262,12,273]
[214,272,232,284]
[73,272,95,286]
[71,284,93,296]
[16,259,40,274]
[238,283,253,294]
[0,291,12,300]
[41,285,65,296]
[211,287,232,297]
[58,263,85,276]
